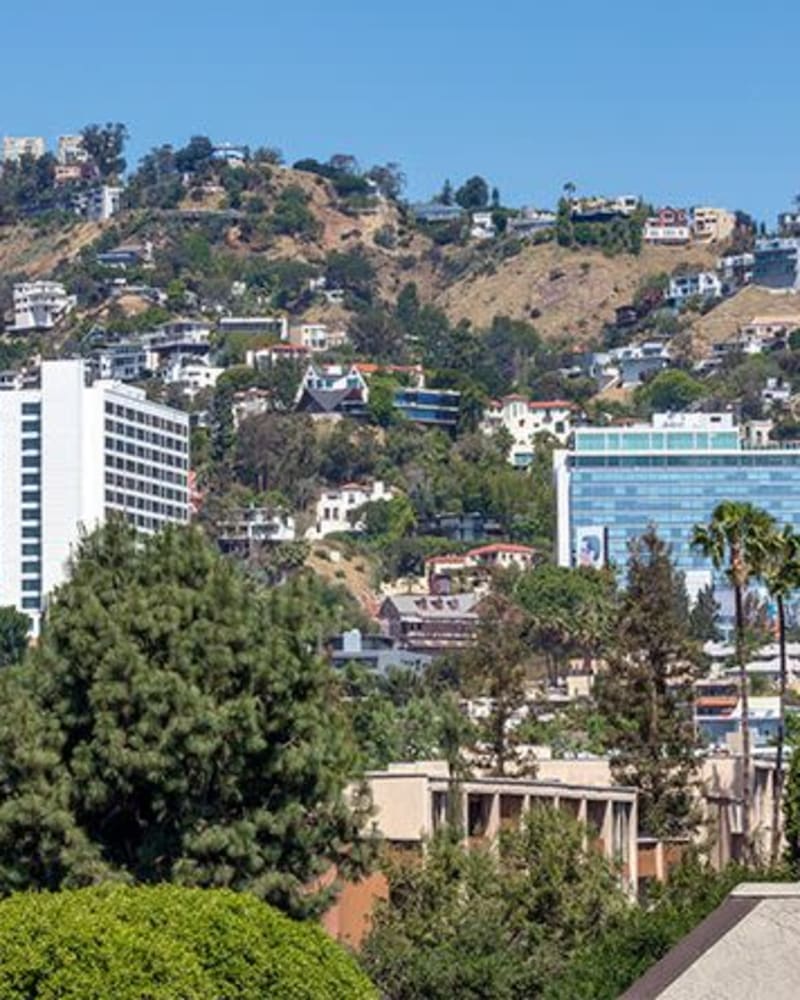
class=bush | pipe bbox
[0,884,376,999]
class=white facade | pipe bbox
[0,361,190,627]
[481,396,573,466]
[470,212,496,240]
[2,136,45,163]
[73,185,123,222]
[11,281,76,333]
[669,271,723,304]
[643,220,691,244]
[306,481,395,539]
[163,359,224,396]
[56,135,88,166]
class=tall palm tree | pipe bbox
[761,524,800,863]
[692,501,776,858]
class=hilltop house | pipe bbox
[691,206,736,243]
[507,207,556,237]
[306,481,395,539]
[753,237,800,290]
[643,207,691,245]
[481,396,574,465]
[411,202,463,224]
[470,212,496,240]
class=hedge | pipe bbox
[0,883,376,999]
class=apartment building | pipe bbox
[10,281,76,333]
[2,136,45,163]
[0,361,190,626]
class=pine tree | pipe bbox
[688,584,721,642]
[0,520,368,918]
[597,528,702,837]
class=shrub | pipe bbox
[0,884,376,999]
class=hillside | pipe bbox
[688,284,800,354]
[435,241,720,345]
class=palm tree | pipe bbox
[761,524,800,863]
[692,501,776,858]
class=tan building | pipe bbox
[359,761,638,895]
[2,135,45,163]
[692,206,736,243]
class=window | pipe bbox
[21,562,40,575]
[22,526,40,538]
[21,579,40,592]
[21,597,40,610]
[21,544,40,557]
[21,402,40,415]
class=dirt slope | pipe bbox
[689,285,800,353]
[435,241,720,347]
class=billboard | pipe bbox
[575,525,607,569]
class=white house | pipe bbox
[297,362,368,397]
[72,185,123,222]
[643,208,691,245]
[481,396,574,466]
[10,281,76,333]
[306,481,395,539]
[162,358,224,398]
[470,212,496,240]
[246,344,309,369]
[668,271,723,305]
[56,135,89,166]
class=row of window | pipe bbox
[104,419,187,454]
[104,439,188,469]
[104,400,186,436]
[110,508,182,533]
[105,454,186,485]
[104,472,185,503]
[105,491,186,520]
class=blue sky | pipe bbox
[4,0,797,223]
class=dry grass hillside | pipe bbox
[435,241,720,346]
[0,220,104,278]
[688,285,800,354]
[306,542,381,620]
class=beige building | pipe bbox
[359,760,638,895]
[2,135,45,163]
[692,206,736,243]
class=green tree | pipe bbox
[0,884,375,999]
[688,584,721,641]
[235,412,320,506]
[455,176,490,210]
[349,308,407,363]
[0,607,30,667]
[80,122,128,180]
[596,528,701,836]
[362,808,626,1000]
[210,380,235,466]
[355,495,416,542]
[0,522,368,918]
[461,593,532,776]
[636,369,705,412]
[761,525,800,863]
[367,376,400,428]
[510,564,616,684]
[692,501,776,855]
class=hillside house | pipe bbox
[89,342,156,382]
[2,136,45,163]
[426,543,536,594]
[216,506,296,554]
[163,358,224,398]
[570,194,638,222]
[246,343,309,368]
[644,207,691,245]
[288,323,348,353]
[481,396,574,465]
[411,202,463,224]
[328,629,433,676]
[9,281,76,333]
[691,206,736,243]
[378,592,484,654]
[232,387,272,426]
[306,480,395,539]
[718,251,754,288]
[668,271,723,305]
[470,212,496,240]
[96,242,154,269]
[218,315,288,339]
[612,342,672,387]
[507,207,556,237]
[754,237,800,290]
[72,185,122,222]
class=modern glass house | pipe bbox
[554,413,800,590]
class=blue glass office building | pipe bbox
[555,413,800,584]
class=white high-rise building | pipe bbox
[0,360,190,625]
